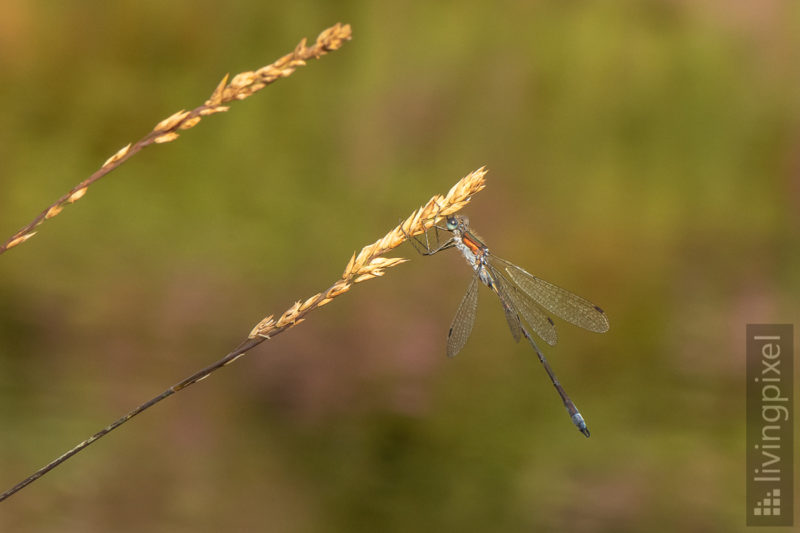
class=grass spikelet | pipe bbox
[6,232,37,249]
[67,188,87,203]
[102,143,132,168]
[45,206,63,219]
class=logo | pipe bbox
[746,325,793,526]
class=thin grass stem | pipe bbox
[0,167,488,502]
[0,23,352,255]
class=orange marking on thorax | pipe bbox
[461,232,484,255]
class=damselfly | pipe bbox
[407,214,609,437]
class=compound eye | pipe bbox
[446,217,458,230]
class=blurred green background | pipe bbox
[1,1,798,531]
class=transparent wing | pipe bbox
[491,256,609,333]
[493,275,522,343]
[446,274,479,358]
[489,264,559,346]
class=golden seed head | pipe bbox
[154,110,190,132]
[45,205,63,219]
[249,167,486,334]
[248,315,275,338]
[153,132,180,144]
[7,232,37,249]
[68,188,87,203]
[206,74,230,106]
[198,106,229,117]
[103,143,132,168]
[230,72,256,90]
[179,116,202,130]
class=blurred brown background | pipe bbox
[1,1,798,531]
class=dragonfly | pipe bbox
[407,214,609,437]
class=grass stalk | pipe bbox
[0,23,352,255]
[0,167,488,502]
